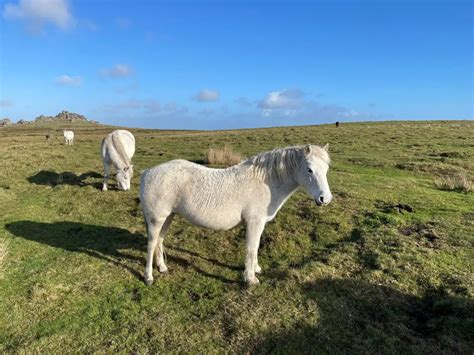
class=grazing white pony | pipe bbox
[63,130,74,145]
[101,130,135,191]
[140,144,332,286]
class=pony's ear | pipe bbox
[304,144,313,155]
[323,143,329,152]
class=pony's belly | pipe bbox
[176,208,242,231]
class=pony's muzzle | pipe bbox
[315,194,332,206]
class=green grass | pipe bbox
[0,120,473,353]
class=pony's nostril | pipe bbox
[319,196,324,203]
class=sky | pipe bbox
[0,0,472,129]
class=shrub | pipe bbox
[205,145,243,166]
[435,173,473,193]
[0,238,7,279]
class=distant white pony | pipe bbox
[140,144,332,286]
[63,130,74,145]
[101,130,135,191]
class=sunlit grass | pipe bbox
[0,120,473,353]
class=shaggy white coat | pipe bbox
[140,144,332,285]
[63,130,74,145]
[101,129,135,191]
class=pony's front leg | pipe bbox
[102,163,111,191]
[144,216,167,285]
[244,220,265,285]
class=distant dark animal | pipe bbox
[45,134,51,140]
[335,121,340,128]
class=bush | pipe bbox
[205,146,243,166]
[435,173,473,193]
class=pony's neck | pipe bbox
[265,174,299,219]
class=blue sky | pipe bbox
[0,0,472,129]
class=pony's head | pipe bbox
[116,165,133,191]
[296,144,332,206]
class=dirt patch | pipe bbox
[375,201,414,213]
[399,223,441,248]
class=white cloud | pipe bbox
[100,64,133,79]
[257,88,377,121]
[258,89,305,110]
[55,74,82,86]
[193,89,220,102]
[98,98,182,116]
[2,0,74,33]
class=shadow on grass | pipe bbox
[172,246,242,272]
[249,278,474,354]
[6,220,145,279]
[28,170,103,189]
[6,220,239,284]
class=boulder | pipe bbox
[0,118,12,127]
[34,110,89,122]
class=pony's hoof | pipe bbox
[244,275,260,285]
[255,265,262,274]
[102,185,108,191]
[144,277,154,286]
[158,265,168,273]
[247,277,260,285]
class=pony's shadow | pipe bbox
[172,246,242,272]
[6,220,145,279]
[248,278,474,353]
[6,220,239,284]
[28,170,103,189]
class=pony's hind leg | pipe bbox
[154,214,174,273]
[144,214,168,285]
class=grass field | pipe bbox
[0,120,473,353]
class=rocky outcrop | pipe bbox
[0,118,12,127]
[16,119,30,125]
[35,110,89,123]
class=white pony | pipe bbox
[140,144,332,285]
[101,130,135,191]
[63,130,74,145]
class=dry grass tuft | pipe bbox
[0,238,7,279]
[435,173,473,193]
[205,145,243,166]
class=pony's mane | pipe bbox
[109,134,131,167]
[243,145,330,181]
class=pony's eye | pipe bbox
[307,168,313,173]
